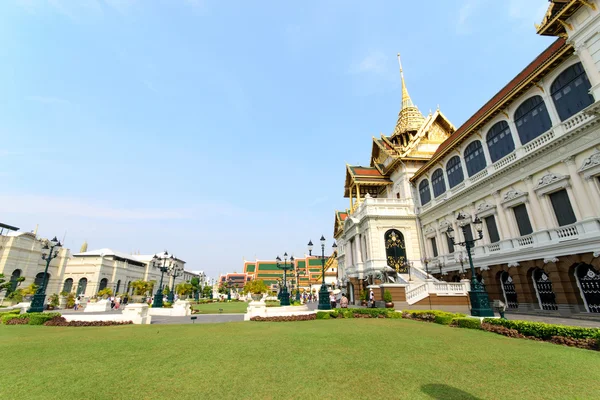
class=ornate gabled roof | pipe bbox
[392,54,425,136]
[333,210,348,239]
[536,0,585,38]
[344,164,392,197]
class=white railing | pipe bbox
[516,235,534,247]
[523,130,555,154]
[469,168,489,183]
[493,152,517,171]
[432,282,468,295]
[486,243,501,252]
[405,283,428,304]
[563,111,594,132]
[556,225,579,239]
[450,181,466,194]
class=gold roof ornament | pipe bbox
[80,240,88,253]
[392,53,425,136]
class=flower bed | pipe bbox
[43,316,133,327]
[250,314,316,322]
[481,318,600,351]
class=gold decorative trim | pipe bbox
[579,0,596,11]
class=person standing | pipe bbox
[369,289,375,308]
[340,293,348,308]
[329,292,337,309]
[74,296,80,311]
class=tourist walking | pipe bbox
[340,293,348,308]
[329,292,337,309]
[369,289,375,308]
[74,296,81,311]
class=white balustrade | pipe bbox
[486,243,500,252]
[516,235,534,247]
[523,130,555,154]
[469,168,489,183]
[493,152,517,171]
[556,225,579,239]
[563,111,594,132]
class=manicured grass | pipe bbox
[191,301,248,314]
[1,319,599,399]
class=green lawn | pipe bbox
[191,301,248,314]
[1,319,599,399]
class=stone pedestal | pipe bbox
[59,297,67,309]
[84,299,111,313]
[172,300,191,316]
[122,303,151,324]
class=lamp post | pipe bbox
[422,256,431,278]
[167,260,181,303]
[276,253,293,306]
[227,278,233,301]
[445,215,494,317]
[210,279,214,299]
[152,251,174,308]
[294,261,305,302]
[309,236,332,310]
[28,236,62,313]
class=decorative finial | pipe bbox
[80,240,88,253]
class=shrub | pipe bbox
[481,322,525,339]
[97,288,113,298]
[28,312,61,325]
[482,318,600,340]
[383,290,393,303]
[451,317,482,330]
[316,312,331,319]
[243,280,269,295]
[434,315,454,325]
[1,314,26,324]
[402,310,466,324]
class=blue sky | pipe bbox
[0,0,554,279]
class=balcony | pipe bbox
[418,106,599,215]
[351,196,415,220]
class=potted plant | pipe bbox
[66,292,76,309]
[360,290,368,307]
[383,290,394,309]
[245,280,268,301]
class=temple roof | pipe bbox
[391,54,425,136]
[412,38,571,182]
[536,0,584,37]
[333,210,349,239]
[344,165,392,197]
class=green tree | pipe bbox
[202,285,212,297]
[218,281,229,295]
[176,282,193,297]
[163,286,170,296]
[130,280,152,296]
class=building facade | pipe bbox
[411,0,600,316]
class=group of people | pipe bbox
[329,292,349,309]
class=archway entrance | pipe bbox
[500,271,518,309]
[575,263,600,313]
[532,268,557,311]
[384,229,406,273]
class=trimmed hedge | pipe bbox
[1,312,62,325]
[44,316,133,327]
[402,310,466,325]
[317,309,403,319]
[482,318,600,340]
[451,317,482,330]
[251,315,316,322]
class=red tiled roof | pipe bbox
[412,38,568,181]
[352,167,384,177]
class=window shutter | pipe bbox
[513,204,533,236]
[549,189,577,226]
[484,215,500,243]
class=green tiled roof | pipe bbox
[308,258,324,266]
[257,263,280,271]
[246,264,255,272]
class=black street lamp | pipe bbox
[209,279,214,300]
[276,253,294,306]
[226,278,233,301]
[308,236,332,310]
[446,215,494,317]
[167,260,181,303]
[151,251,174,308]
[294,261,305,302]
[28,237,62,313]
[422,256,431,278]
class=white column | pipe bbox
[564,156,594,219]
[492,191,508,240]
[505,118,523,148]
[575,43,600,99]
[585,176,600,215]
[522,176,545,231]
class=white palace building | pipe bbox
[0,223,204,301]
[334,0,600,317]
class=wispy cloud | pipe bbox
[456,0,478,35]
[26,95,72,105]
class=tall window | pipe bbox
[486,121,515,162]
[430,237,438,257]
[446,233,455,253]
[513,204,533,236]
[551,62,594,121]
[431,169,446,197]
[116,280,121,294]
[514,96,552,145]
[484,215,500,243]
[99,278,108,291]
[462,224,474,243]
[10,269,21,291]
[419,180,431,206]
[446,156,464,188]
[77,278,88,296]
[63,278,73,293]
[549,189,577,226]
[34,272,50,287]
[384,229,407,273]
[464,141,487,176]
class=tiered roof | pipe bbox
[536,0,586,38]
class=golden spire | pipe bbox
[80,240,88,253]
[393,53,425,137]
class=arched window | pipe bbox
[384,229,407,273]
[34,272,50,288]
[486,121,515,162]
[532,268,557,311]
[464,141,486,176]
[500,272,518,309]
[419,180,431,205]
[63,278,73,293]
[10,269,21,291]
[446,156,464,188]
[514,95,552,144]
[77,278,88,296]
[99,278,108,291]
[575,263,600,313]
[551,62,594,121]
[115,280,121,294]
[431,169,446,197]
